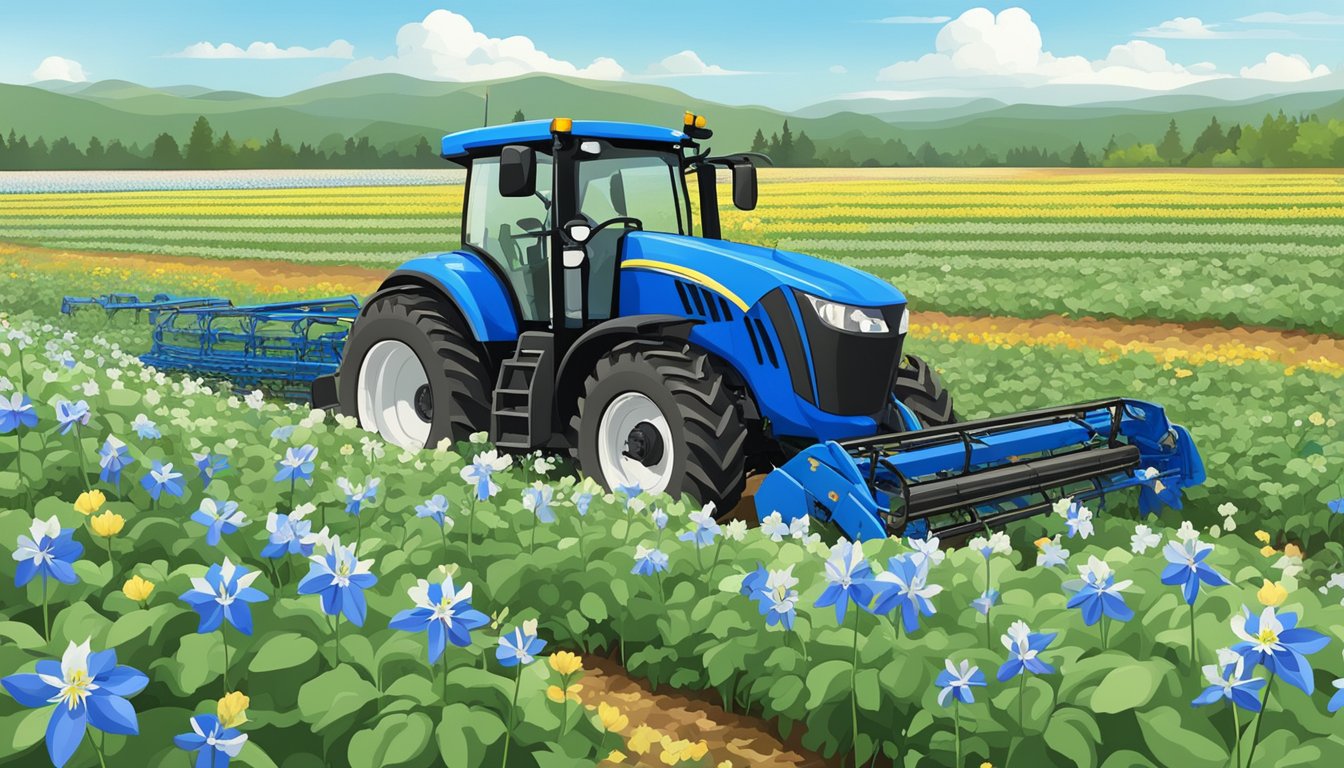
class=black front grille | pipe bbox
[794,290,905,416]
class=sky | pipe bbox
[3,1,1343,108]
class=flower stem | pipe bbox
[557,672,570,739]
[529,507,538,554]
[40,573,49,643]
[851,607,861,768]
[1244,672,1276,768]
[440,524,449,565]
[1232,702,1242,768]
[1189,601,1198,671]
[334,614,342,666]
[73,423,91,492]
[576,514,586,561]
[1018,672,1027,731]
[467,496,477,563]
[289,476,296,513]
[1101,615,1109,650]
[441,649,448,703]
[221,626,231,693]
[104,535,115,576]
[984,556,993,650]
[501,665,522,768]
[954,700,962,768]
[90,731,108,768]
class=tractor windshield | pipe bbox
[576,149,686,235]
[464,153,555,322]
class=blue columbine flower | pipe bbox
[13,515,83,587]
[1134,466,1182,516]
[997,620,1058,681]
[1229,605,1330,695]
[814,539,875,624]
[297,538,378,626]
[615,483,642,510]
[98,436,131,488]
[650,508,668,530]
[1,639,148,768]
[190,499,248,547]
[141,460,185,501]
[935,659,987,706]
[1328,498,1343,516]
[1329,676,1344,713]
[179,558,267,635]
[275,444,318,485]
[759,565,799,629]
[270,425,295,442]
[871,554,943,635]
[1036,538,1070,569]
[523,483,556,523]
[678,505,721,548]
[571,485,596,517]
[1193,649,1267,712]
[459,449,512,500]
[906,535,945,569]
[261,510,314,558]
[55,399,90,435]
[337,476,380,515]
[1065,556,1134,626]
[972,589,1000,616]
[192,452,229,485]
[0,392,37,432]
[631,545,669,576]
[741,563,768,600]
[174,714,247,768]
[130,413,160,440]
[388,573,489,663]
[496,619,546,666]
[415,495,450,527]
[1161,538,1230,604]
[1060,501,1094,539]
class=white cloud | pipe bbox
[876,7,1222,90]
[171,40,355,59]
[646,50,746,77]
[828,64,848,75]
[875,16,952,24]
[1237,11,1344,25]
[31,56,87,82]
[1240,52,1330,81]
[341,10,623,81]
[1137,17,1216,39]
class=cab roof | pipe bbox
[440,120,687,160]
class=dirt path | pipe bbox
[582,656,831,767]
[7,242,1342,373]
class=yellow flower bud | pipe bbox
[603,751,626,765]
[1259,545,1277,558]
[217,691,250,728]
[74,490,106,516]
[122,575,155,603]
[1257,579,1287,607]
[1253,530,1271,544]
[91,511,125,538]
[1284,543,1303,559]
[548,650,583,677]
[597,702,628,732]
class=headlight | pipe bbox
[898,307,909,334]
[803,294,889,334]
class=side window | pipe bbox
[464,155,554,322]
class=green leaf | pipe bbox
[297,665,380,731]
[579,591,608,622]
[0,708,48,759]
[1044,708,1101,768]
[435,704,505,768]
[0,620,45,650]
[249,632,319,674]
[855,668,881,712]
[803,659,853,709]
[347,712,434,768]
[1090,661,1171,714]
[232,741,281,768]
[1136,706,1228,768]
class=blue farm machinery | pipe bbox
[64,114,1205,540]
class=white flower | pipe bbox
[723,519,748,542]
[907,536,945,569]
[1217,503,1238,520]
[1176,521,1199,542]
[788,515,819,545]
[969,531,1011,557]
[244,390,265,410]
[360,436,386,461]
[1271,554,1303,580]
[80,380,99,397]
[1130,524,1162,554]
[144,389,161,407]
[333,414,358,430]
[1036,537,1069,569]
[300,409,326,428]
[760,511,790,542]
[1052,497,1075,518]
[469,431,489,444]
[1208,525,1222,538]
[1078,555,1132,592]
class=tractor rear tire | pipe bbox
[572,342,747,511]
[338,290,491,450]
[892,354,957,427]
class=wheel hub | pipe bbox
[413,384,434,422]
[623,421,665,467]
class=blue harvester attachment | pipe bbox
[755,398,1204,541]
[61,293,232,322]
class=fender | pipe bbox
[554,314,702,421]
[384,251,521,343]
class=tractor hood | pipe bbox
[619,232,905,310]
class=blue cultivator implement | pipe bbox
[55,114,1209,542]
[63,294,362,400]
[61,293,232,322]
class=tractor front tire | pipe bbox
[892,353,957,427]
[338,290,491,450]
[572,343,747,510]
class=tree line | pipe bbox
[4,111,1344,170]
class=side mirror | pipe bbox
[498,145,537,198]
[609,171,627,216]
[731,161,757,211]
[563,219,592,243]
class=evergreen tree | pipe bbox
[86,136,105,167]
[1102,134,1119,160]
[151,132,181,168]
[749,129,768,155]
[216,132,238,169]
[767,131,780,160]
[414,136,434,164]
[511,109,526,123]
[185,116,216,168]
[104,140,135,169]
[1191,117,1226,155]
[1157,119,1184,165]
[914,142,942,166]
[794,131,816,166]
[777,121,795,166]
[1069,141,1090,167]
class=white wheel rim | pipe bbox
[597,392,674,495]
[357,340,432,450]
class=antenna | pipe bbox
[483,87,490,127]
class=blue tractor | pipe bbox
[76,114,1203,540]
[315,114,1205,540]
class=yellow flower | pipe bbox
[597,702,628,733]
[1257,579,1287,607]
[1254,530,1271,544]
[603,751,627,765]
[74,490,106,515]
[658,736,706,765]
[1174,368,1193,378]
[1283,543,1303,559]
[122,576,155,603]
[1259,546,1277,558]
[982,763,994,768]
[548,651,583,676]
[546,683,582,703]
[628,725,659,755]
[217,691,250,728]
[1307,411,1325,426]
[91,511,125,538]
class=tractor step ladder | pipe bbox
[491,332,554,450]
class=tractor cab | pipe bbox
[442,116,758,353]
